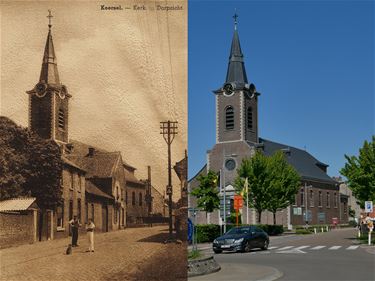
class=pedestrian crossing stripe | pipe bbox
[277,246,294,250]
[310,246,326,250]
[346,245,359,250]
[328,246,342,250]
[294,246,310,250]
[268,246,278,250]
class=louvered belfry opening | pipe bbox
[58,108,64,130]
[225,106,234,130]
[247,106,253,130]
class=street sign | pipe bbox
[234,195,243,210]
[365,201,373,213]
[302,210,312,222]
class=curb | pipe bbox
[257,267,283,281]
[188,256,221,277]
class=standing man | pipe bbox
[69,216,81,247]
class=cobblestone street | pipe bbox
[0,225,187,281]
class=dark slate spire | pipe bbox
[39,10,60,85]
[225,12,248,84]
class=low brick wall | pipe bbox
[0,210,37,249]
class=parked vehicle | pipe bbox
[212,226,269,254]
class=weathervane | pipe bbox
[233,9,238,30]
[47,10,53,29]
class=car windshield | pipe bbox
[225,227,250,235]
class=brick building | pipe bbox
[188,18,340,228]
[125,163,148,225]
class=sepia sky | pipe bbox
[0,0,187,200]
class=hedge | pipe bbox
[195,224,284,243]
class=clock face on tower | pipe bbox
[223,83,234,96]
[35,83,47,97]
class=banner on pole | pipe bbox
[234,195,243,210]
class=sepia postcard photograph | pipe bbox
[1,1,187,281]
[187,1,374,281]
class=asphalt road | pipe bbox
[193,228,375,281]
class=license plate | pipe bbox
[221,245,231,249]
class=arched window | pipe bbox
[247,107,253,130]
[58,108,65,130]
[225,106,234,130]
[139,193,142,206]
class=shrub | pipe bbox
[257,224,284,235]
[296,229,312,235]
[196,224,220,243]
[195,223,284,243]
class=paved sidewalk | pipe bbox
[0,226,187,281]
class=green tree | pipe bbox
[234,152,271,223]
[340,136,375,207]
[0,116,63,210]
[191,170,220,216]
[267,151,300,225]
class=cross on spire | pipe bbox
[233,9,238,30]
[47,10,53,29]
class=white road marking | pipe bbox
[276,249,306,254]
[346,245,359,250]
[328,246,342,250]
[310,246,326,250]
[277,246,294,251]
[268,246,279,250]
[294,246,310,250]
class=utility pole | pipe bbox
[160,120,178,240]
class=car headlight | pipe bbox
[213,239,218,244]
[234,238,244,243]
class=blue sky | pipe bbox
[188,0,374,179]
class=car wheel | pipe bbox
[244,241,251,252]
[261,239,269,250]
[214,249,222,254]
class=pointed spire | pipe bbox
[225,11,248,84]
[39,10,60,85]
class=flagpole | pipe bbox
[246,178,249,225]
[247,187,249,224]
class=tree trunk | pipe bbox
[257,210,262,224]
[273,212,276,225]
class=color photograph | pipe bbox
[1,1,187,281]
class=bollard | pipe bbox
[314,228,317,234]
[321,227,324,233]
[326,226,328,232]
[358,229,361,238]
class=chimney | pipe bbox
[88,147,95,157]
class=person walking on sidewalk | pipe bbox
[69,216,81,247]
[86,219,95,252]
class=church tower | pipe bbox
[214,13,259,145]
[27,11,71,145]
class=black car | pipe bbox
[212,226,269,253]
